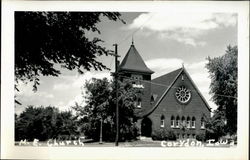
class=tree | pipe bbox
[203,110,227,141]
[206,45,237,135]
[73,78,112,141]
[73,78,139,142]
[15,106,78,141]
[15,12,124,91]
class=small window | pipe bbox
[191,117,196,128]
[160,115,165,128]
[150,96,154,104]
[137,98,142,108]
[171,116,175,128]
[137,102,141,108]
[176,116,180,128]
[150,94,158,104]
[201,117,205,129]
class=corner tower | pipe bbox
[118,41,154,113]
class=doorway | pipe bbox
[141,117,152,137]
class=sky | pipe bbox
[15,12,237,115]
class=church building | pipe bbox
[118,41,211,139]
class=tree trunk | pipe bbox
[99,118,103,144]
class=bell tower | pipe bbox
[118,40,154,110]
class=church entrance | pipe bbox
[141,117,152,137]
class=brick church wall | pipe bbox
[148,71,210,138]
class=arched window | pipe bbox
[191,117,196,128]
[137,98,142,108]
[186,116,191,128]
[160,115,165,128]
[201,117,205,129]
[181,116,185,127]
[171,116,175,128]
[176,116,180,128]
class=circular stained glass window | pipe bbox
[175,86,191,103]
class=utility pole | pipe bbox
[114,44,119,146]
[109,44,120,146]
[99,117,103,144]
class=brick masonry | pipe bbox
[147,71,210,138]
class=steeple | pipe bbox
[132,36,134,45]
[118,42,154,74]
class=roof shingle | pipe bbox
[151,68,183,106]
[118,44,154,74]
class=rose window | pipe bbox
[175,86,191,103]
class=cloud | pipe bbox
[44,93,54,99]
[16,81,54,99]
[146,58,209,79]
[66,94,86,108]
[53,83,71,91]
[15,81,34,97]
[16,71,111,114]
[187,60,207,70]
[128,12,237,46]
[53,71,112,113]
[50,71,111,112]
[146,58,183,71]
[53,71,111,91]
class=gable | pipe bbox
[141,67,211,118]
[181,68,211,112]
[150,68,182,106]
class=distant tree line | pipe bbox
[15,106,79,141]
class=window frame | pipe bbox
[171,116,175,128]
[191,117,196,128]
[201,117,205,129]
[160,115,165,128]
[186,117,191,128]
[176,116,180,128]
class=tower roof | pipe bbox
[118,44,154,74]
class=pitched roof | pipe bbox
[150,68,183,105]
[136,67,211,118]
[118,44,154,74]
[136,68,183,118]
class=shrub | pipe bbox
[196,133,206,142]
[152,129,166,140]
[167,130,177,141]
[152,129,176,141]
